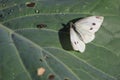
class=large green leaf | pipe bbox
[0,0,120,80]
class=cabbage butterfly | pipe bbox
[70,16,104,53]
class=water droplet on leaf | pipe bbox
[35,10,40,13]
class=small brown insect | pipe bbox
[36,24,47,28]
[37,67,45,76]
[26,2,35,7]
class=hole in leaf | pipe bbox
[36,24,47,29]
[37,67,46,76]
[39,58,43,62]
[26,2,35,7]
[48,74,55,80]
[64,78,69,80]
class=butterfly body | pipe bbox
[70,16,104,53]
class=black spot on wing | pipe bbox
[74,42,76,45]
[74,41,78,45]
[90,27,93,30]
[92,23,96,25]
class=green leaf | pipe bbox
[0,0,120,80]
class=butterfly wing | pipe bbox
[70,25,85,53]
[75,16,104,43]
[76,26,95,43]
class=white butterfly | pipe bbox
[70,16,104,53]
